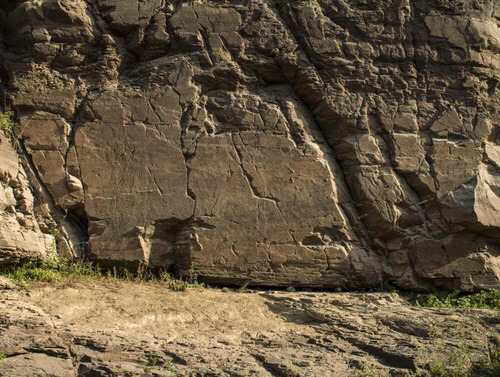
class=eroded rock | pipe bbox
[1,281,500,376]
[1,0,500,290]
[0,131,52,264]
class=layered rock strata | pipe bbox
[1,281,500,376]
[1,0,500,290]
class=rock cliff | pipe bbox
[1,0,500,290]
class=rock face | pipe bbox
[0,131,53,264]
[1,0,500,290]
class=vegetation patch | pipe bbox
[0,108,15,135]
[426,342,500,377]
[1,254,205,291]
[404,290,500,311]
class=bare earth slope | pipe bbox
[0,280,499,376]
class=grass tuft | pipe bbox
[1,255,205,291]
[0,108,15,135]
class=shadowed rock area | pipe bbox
[0,280,499,376]
[1,0,500,290]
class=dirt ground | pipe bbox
[1,279,499,376]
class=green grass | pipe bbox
[0,109,15,135]
[404,290,500,311]
[238,281,250,293]
[166,364,176,372]
[148,356,160,366]
[4,258,101,284]
[354,365,378,377]
[377,286,500,376]
[1,255,205,291]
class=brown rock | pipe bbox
[2,0,500,290]
[2,281,500,376]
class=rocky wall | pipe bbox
[1,0,500,290]
[0,131,53,264]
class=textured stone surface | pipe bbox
[0,131,53,264]
[1,280,500,376]
[1,0,500,289]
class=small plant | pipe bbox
[0,108,14,135]
[427,341,500,377]
[488,346,500,375]
[187,264,197,284]
[238,281,250,293]
[429,363,458,377]
[166,364,176,372]
[184,265,205,289]
[281,361,301,377]
[148,356,159,366]
[355,364,378,377]
[1,256,208,291]
[136,261,156,281]
[168,279,188,292]
[0,349,6,361]
[2,257,102,285]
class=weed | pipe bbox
[0,108,14,135]
[0,349,6,361]
[1,256,205,292]
[238,281,250,293]
[3,258,102,284]
[183,265,205,289]
[429,363,461,377]
[354,364,378,377]
[429,327,441,343]
[426,341,500,377]
[281,361,301,377]
[405,290,500,311]
[148,356,159,366]
[187,264,197,284]
[166,364,176,372]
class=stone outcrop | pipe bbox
[1,280,500,376]
[1,0,500,290]
[0,131,53,264]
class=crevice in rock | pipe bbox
[179,103,200,221]
[250,353,291,377]
[230,132,298,245]
[147,166,164,195]
[230,133,278,204]
[16,139,64,223]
